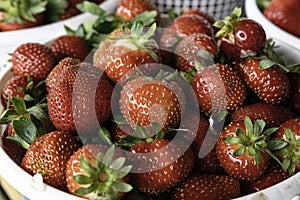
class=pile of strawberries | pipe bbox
[1,0,300,199]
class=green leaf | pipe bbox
[12,118,37,144]
[116,165,132,179]
[30,114,47,138]
[130,10,157,27]
[12,97,27,115]
[112,181,133,193]
[74,185,98,195]
[23,94,34,102]
[233,146,245,156]
[255,152,261,166]
[76,1,105,16]
[146,47,158,62]
[223,136,241,144]
[0,109,19,123]
[7,135,30,149]
[98,128,113,145]
[80,155,98,176]
[247,146,256,156]
[244,116,253,136]
[268,138,288,151]
[110,157,125,170]
[73,175,92,185]
[282,157,291,172]
[27,106,51,129]
[263,127,278,137]
[103,146,115,166]
[253,120,265,136]
[131,20,144,39]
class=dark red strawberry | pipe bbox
[66,144,132,199]
[12,42,56,82]
[93,21,161,83]
[119,75,185,131]
[129,139,195,195]
[240,161,289,195]
[191,63,247,116]
[50,35,90,61]
[115,0,159,21]
[170,174,240,200]
[45,57,82,92]
[1,124,27,165]
[231,102,296,128]
[236,58,290,104]
[182,9,215,25]
[263,0,300,37]
[214,7,266,59]
[47,62,113,134]
[1,76,28,109]
[269,118,300,175]
[21,131,81,191]
[287,72,300,114]
[175,33,218,72]
[216,116,275,181]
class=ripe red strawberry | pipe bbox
[47,62,113,134]
[240,161,289,195]
[94,22,161,83]
[50,35,90,61]
[21,131,81,191]
[191,63,247,116]
[119,75,185,131]
[175,33,218,72]
[182,9,215,25]
[129,139,195,195]
[231,102,296,128]
[12,43,56,82]
[173,13,214,37]
[1,76,28,108]
[288,72,300,114]
[236,58,290,104]
[216,116,275,181]
[1,124,27,165]
[66,144,132,199]
[270,118,300,175]
[115,0,159,21]
[214,7,266,59]
[45,57,81,92]
[170,174,240,200]
[263,0,300,37]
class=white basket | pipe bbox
[150,0,245,20]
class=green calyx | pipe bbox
[214,7,243,43]
[73,146,133,200]
[268,128,300,176]
[0,0,47,23]
[223,116,278,166]
[0,76,50,149]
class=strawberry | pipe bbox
[45,57,82,92]
[1,124,27,165]
[170,174,240,200]
[214,7,266,59]
[47,62,113,134]
[50,35,90,61]
[0,0,46,31]
[240,161,289,195]
[66,144,133,199]
[191,63,247,116]
[236,58,290,104]
[12,43,57,82]
[216,116,276,181]
[269,118,300,175]
[175,33,218,72]
[115,0,159,22]
[1,76,28,109]
[21,131,81,191]
[231,102,296,128]
[263,0,300,37]
[288,72,300,114]
[182,9,215,25]
[93,21,161,83]
[119,74,185,131]
[129,139,195,195]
